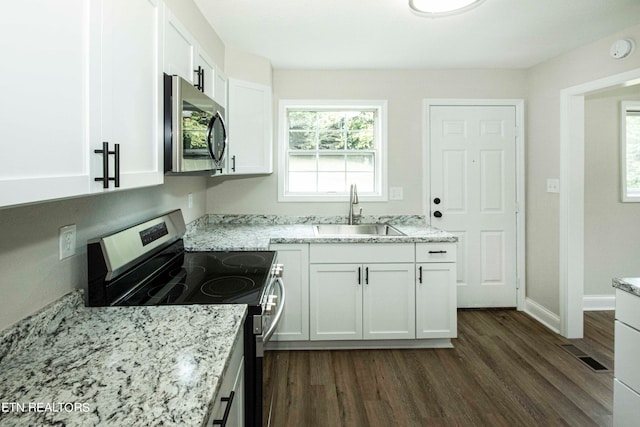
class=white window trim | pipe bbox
[621,101,640,202]
[277,99,388,202]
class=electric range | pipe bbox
[86,210,284,427]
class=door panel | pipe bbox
[363,264,415,340]
[309,264,362,340]
[430,105,517,308]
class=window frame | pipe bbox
[621,101,640,202]
[278,99,388,202]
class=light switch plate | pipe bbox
[547,178,560,193]
[59,224,76,260]
[389,187,404,200]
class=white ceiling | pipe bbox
[193,0,640,69]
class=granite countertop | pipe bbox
[184,214,457,251]
[613,277,640,298]
[0,291,246,427]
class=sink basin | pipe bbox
[313,223,406,236]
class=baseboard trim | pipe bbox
[267,338,453,351]
[583,294,615,311]
[524,298,561,334]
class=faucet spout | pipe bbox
[348,184,361,225]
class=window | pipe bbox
[278,100,387,201]
[621,101,640,202]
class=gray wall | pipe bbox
[205,68,528,215]
[584,85,640,296]
[525,23,640,314]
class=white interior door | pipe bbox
[429,105,517,308]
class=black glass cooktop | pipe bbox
[116,250,276,307]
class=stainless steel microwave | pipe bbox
[164,74,227,175]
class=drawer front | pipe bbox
[415,243,456,263]
[310,243,414,264]
[616,289,640,331]
[615,320,640,394]
[614,379,640,427]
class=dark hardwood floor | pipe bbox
[263,310,614,427]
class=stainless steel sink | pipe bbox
[312,223,406,236]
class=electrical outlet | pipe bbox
[59,224,76,260]
[546,178,560,193]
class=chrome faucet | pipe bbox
[348,184,362,224]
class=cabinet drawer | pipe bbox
[615,320,640,394]
[310,243,414,264]
[614,379,640,427]
[415,243,456,263]
[616,289,640,331]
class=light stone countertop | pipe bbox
[613,277,640,298]
[184,214,457,251]
[0,291,246,427]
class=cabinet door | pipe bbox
[416,263,457,339]
[92,0,163,192]
[214,67,228,108]
[269,244,310,341]
[0,0,92,207]
[195,47,216,100]
[227,79,273,175]
[163,7,196,83]
[363,264,416,340]
[310,264,362,341]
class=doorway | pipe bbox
[560,67,640,338]
[423,100,526,309]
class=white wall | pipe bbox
[0,0,222,331]
[584,85,640,296]
[526,23,640,314]
[205,68,527,215]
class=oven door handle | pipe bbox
[262,277,286,344]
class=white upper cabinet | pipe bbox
[0,0,163,208]
[195,47,216,100]
[214,67,228,108]
[90,0,164,192]
[227,79,273,175]
[0,0,92,207]
[163,7,196,84]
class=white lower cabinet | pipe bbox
[207,332,244,427]
[363,263,416,339]
[614,288,640,427]
[416,263,457,338]
[309,243,416,341]
[269,244,309,341]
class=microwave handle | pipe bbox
[205,111,227,166]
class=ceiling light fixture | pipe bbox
[409,0,486,17]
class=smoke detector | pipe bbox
[610,39,635,59]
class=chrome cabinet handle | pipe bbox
[418,266,423,284]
